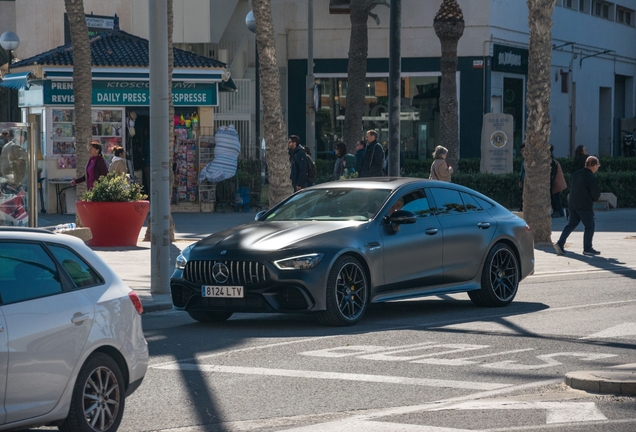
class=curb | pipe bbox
[142,302,173,314]
[565,365,636,396]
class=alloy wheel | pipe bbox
[489,247,518,302]
[335,261,367,320]
[82,366,121,431]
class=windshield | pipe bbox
[265,188,391,221]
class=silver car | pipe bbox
[0,227,148,432]
[171,178,535,326]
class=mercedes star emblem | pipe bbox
[212,262,230,284]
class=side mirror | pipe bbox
[255,210,267,221]
[389,210,417,225]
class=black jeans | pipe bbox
[551,192,564,216]
[557,209,595,251]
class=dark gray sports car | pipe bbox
[170,178,534,326]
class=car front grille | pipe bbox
[184,260,270,286]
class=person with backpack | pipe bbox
[304,147,317,186]
[288,135,308,192]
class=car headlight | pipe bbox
[175,253,188,270]
[175,245,192,270]
[273,253,324,270]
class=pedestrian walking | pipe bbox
[553,156,601,256]
[550,145,566,218]
[429,145,453,182]
[332,142,346,180]
[359,130,385,178]
[71,141,109,190]
[109,146,128,176]
[288,135,308,192]
[304,146,317,186]
[519,143,526,211]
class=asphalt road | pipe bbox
[87,265,635,432]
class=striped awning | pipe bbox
[0,72,34,90]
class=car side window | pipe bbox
[47,244,104,288]
[460,192,484,212]
[429,188,466,215]
[400,190,433,218]
[473,195,494,210]
[0,242,63,304]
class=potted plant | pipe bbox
[76,173,149,247]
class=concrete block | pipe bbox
[61,227,92,242]
[597,192,617,209]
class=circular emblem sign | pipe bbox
[490,131,508,148]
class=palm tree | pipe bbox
[252,0,291,206]
[433,0,464,172]
[343,0,388,154]
[522,0,557,243]
[63,0,91,209]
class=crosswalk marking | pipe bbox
[153,363,510,390]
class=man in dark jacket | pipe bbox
[359,130,385,177]
[288,135,308,192]
[554,156,601,256]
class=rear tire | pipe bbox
[469,243,519,307]
[60,353,125,432]
[187,310,233,322]
[318,256,368,326]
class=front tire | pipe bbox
[187,310,233,322]
[60,353,125,432]
[470,243,519,307]
[318,256,368,326]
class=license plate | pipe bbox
[202,286,244,298]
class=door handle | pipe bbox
[477,222,491,229]
[71,313,89,324]
[365,242,381,251]
[425,228,438,235]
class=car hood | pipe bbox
[189,221,365,257]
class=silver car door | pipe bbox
[0,242,94,423]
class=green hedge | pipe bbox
[312,158,636,209]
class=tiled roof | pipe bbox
[12,29,226,69]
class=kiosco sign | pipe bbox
[44,80,218,106]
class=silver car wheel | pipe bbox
[82,365,121,431]
[61,352,125,432]
[488,246,519,302]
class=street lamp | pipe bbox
[1,31,20,121]
[245,11,261,159]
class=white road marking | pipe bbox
[581,322,636,339]
[483,352,617,371]
[153,363,510,390]
[299,343,434,358]
[359,343,487,362]
[428,400,607,424]
[283,420,473,431]
[413,348,536,366]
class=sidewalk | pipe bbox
[40,207,636,395]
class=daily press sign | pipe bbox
[43,81,218,106]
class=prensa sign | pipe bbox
[43,80,218,106]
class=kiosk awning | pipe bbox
[0,72,33,90]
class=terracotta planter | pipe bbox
[76,201,150,247]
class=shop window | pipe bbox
[579,0,590,13]
[314,75,441,161]
[563,0,576,10]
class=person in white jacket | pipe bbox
[109,146,128,176]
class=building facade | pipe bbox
[4,0,636,159]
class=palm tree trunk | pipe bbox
[523,0,557,244]
[434,0,464,172]
[64,0,91,209]
[252,0,291,206]
[344,0,372,154]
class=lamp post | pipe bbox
[1,31,20,121]
[245,11,260,157]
